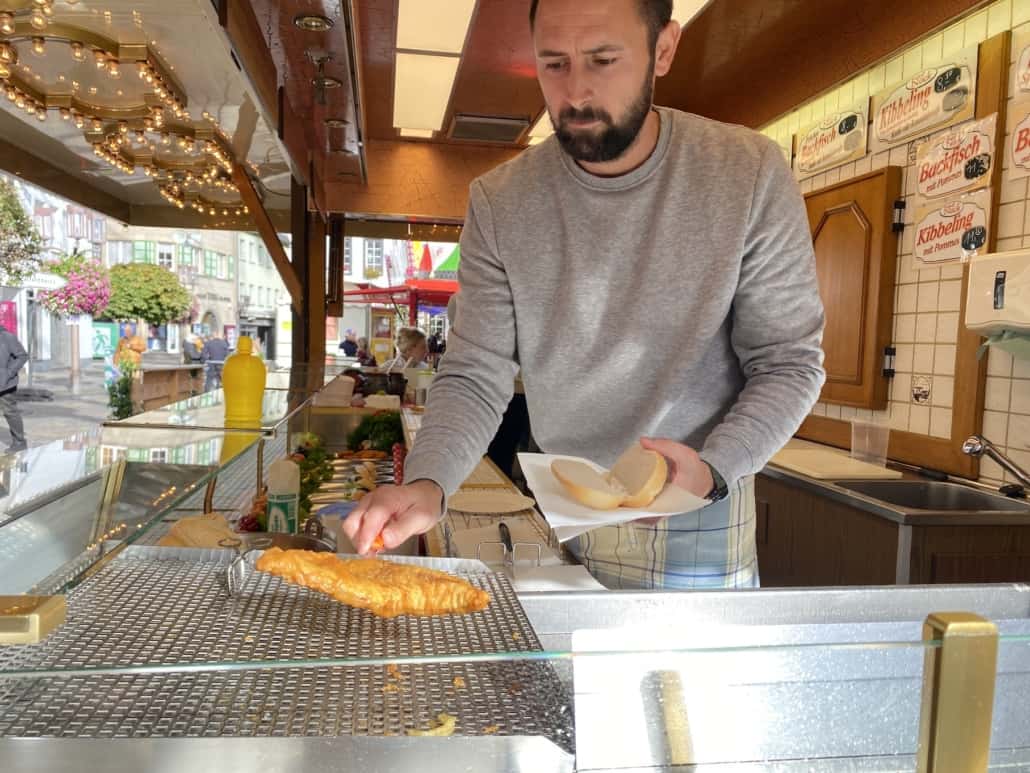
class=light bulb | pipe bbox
[70,42,85,62]
[73,113,84,128]
[29,9,46,30]
[0,12,13,34]
[94,49,107,68]
[91,118,102,131]
[0,63,9,79]
[31,37,45,57]
[31,0,48,7]
[36,108,46,121]
[0,42,14,65]
[106,58,119,78]
[5,87,16,102]
[60,107,70,120]
[41,5,53,17]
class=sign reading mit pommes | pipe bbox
[914,189,991,266]
[913,114,996,210]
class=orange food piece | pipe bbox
[255,548,491,617]
[371,534,385,553]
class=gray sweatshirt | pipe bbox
[405,107,825,496]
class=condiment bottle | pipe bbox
[266,458,300,534]
[219,335,266,465]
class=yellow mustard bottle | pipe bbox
[219,336,267,464]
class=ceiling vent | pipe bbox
[448,114,529,143]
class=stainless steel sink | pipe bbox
[835,480,1030,512]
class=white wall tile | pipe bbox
[998,201,1027,238]
[841,405,857,420]
[936,312,959,344]
[838,162,856,181]
[986,376,1013,411]
[979,455,1007,484]
[989,347,1016,377]
[965,10,989,44]
[890,400,911,431]
[895,313,916,342]
[824,167,840,185]
[811,403,827,416]
[900,228,916,260]
[932,375,955,407]
[1008,412,1030,449]
[812,172,827,189]
[837,82,854,107]
[1014,356,1030,379]
[985,409,1010,443]
[854,155,872,174]
[940,263,965,281]
[825,403,842,420]
[885,56,904,87]
[895,343,915,373]
[867,63,886,93]
[909,404,931,435]
[988,0,1012,36]
[918,264,941,282]
[917,282,940,313]
[1014,0,1030,26]
[996,236,1025,253]
[930,407,953,439]
[938,280,963,312]
[1008,449,1030,476]
[1011,379,1030,414]
[799,178,813,194]
[889,146,909,167]
[1000,175,1028,204]
[934,344,957,376]
[922,33,944,65]
[898,284,919,313]
[914,344,935,373]
[872,409,891,424]
[798,104,812,127]
[903,48,924,78]
[892,372,913,402]
[916,313,938,342]
[942,23,966,56]
[871,151,889,170]
[850,72,869,101]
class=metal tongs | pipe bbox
[218,535,272,598]
[476,521,541,578]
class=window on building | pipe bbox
[365,239,383,277]
[133,241,156,263]
[150,449,168,463]
[227,256,235,280]
[91,217,105,243]
[157,243,174,269]
[204,250,218,276]
[107,241,132,265]
[344,238,352,274]
[33,211,54,244]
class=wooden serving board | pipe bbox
[770,449,903,480]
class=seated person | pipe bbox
[355,336,377,367]
[380,327,429,371]
[339,328,358,357]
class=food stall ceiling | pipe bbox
[0,0,292,229]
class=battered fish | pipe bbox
[255,547,491,618]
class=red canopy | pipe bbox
[418,244,433,274]
[342,279,458,321]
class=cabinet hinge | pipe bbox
[883,345,896,378]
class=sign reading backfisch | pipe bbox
[870,45,978,153]
[914,189,991,266]
[913,114,996,209]
[1007,102,1030,181]
[793,100,869,179]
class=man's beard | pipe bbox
[554,73,654,163]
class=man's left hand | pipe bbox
[634,437,713,526]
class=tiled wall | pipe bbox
[759,0,1030,486]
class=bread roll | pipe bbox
[550,459,627,510]
[551,443,668,510]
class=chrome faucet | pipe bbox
[962,434,1030,489]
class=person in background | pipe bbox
[0,324,28,453]
[344,0,825,590]
[339,328,359,357]
[202,333,230,391]
[380,327,429,371]
[184,334,204,365]
[355,337,377,367]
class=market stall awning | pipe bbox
[342,279,458,316]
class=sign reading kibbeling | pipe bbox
[870,44,978,154]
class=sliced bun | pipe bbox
[610,444,668,508]
[551,459,627,510]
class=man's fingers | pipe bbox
[341,495,372,540]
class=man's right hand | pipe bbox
[341,479,445,555]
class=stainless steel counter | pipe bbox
[761,462,1030,526]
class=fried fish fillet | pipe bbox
[254,547,491,618]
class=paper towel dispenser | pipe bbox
[965,248,1030,335]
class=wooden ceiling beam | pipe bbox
[232,162,304,313]
[0,137,131,223]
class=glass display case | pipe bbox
[1,369,1029,771]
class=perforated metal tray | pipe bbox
[0,548,574,750]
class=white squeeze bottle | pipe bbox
[266,458,300,534]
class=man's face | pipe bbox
[533,0,655,163]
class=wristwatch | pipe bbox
[702,461,729,503]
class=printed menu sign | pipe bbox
[913,114,996,209]
[793,100,868,179]
[1008,104,1030,181]
[1012,27,1030,94]
[870,45,978,153]
[914,189,991,266]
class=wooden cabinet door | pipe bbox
[804,168,902,409]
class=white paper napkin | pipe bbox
[518,452,709,542]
